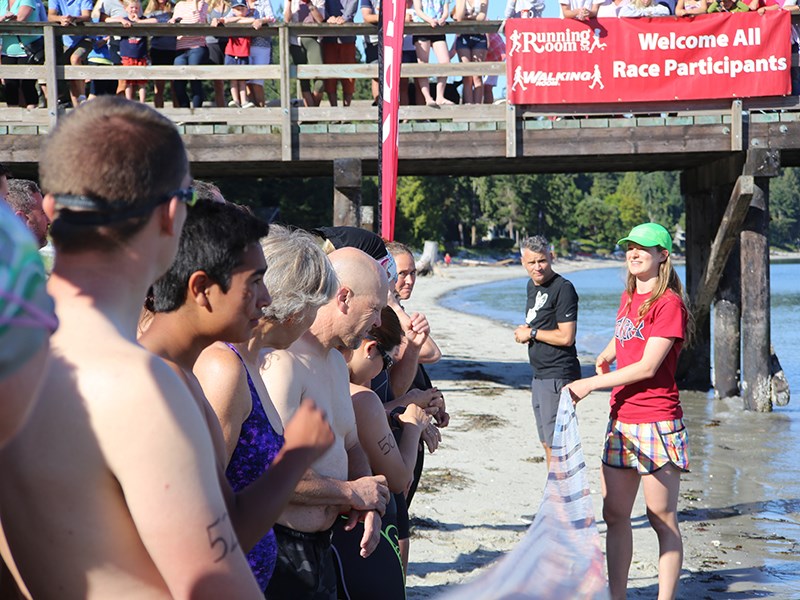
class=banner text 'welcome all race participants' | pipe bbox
[506,12,790,104]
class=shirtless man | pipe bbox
[0,97,265,598]
[262,247,392,600]
[140,199,334,581]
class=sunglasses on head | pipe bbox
[53,186,199,225]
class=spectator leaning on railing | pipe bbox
[322,0,357,107]
[285,0,326,107]
[244,0,276,107]
[0,0,45,108]
[214,0,253,107]
[706,0,749,11]
[413,0,453,106]
[48,0,93,107]
[145,0,179,107]
[453,0,488,104]
[619,0,670,15]
[170,0,209,107]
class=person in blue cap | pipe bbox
[567,222,693,600]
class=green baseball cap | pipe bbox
[617,223,672,253]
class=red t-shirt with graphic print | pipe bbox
[610,289,686,423]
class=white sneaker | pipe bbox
[228,100,240,108]
[241,101,255,109]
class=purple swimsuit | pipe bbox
[224,344,285,591]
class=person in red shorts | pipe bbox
[566,222,692,600]
[114,0,156,102]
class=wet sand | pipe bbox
[402,261,800,599]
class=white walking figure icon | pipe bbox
[588,28,607,53]
[589,64,604,90]
[509,29,523,56]
[512,65,528,91]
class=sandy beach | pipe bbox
[401,260,800,599]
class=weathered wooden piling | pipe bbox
[740,150,779,411]
[333,158,362,228]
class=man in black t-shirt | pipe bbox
[514,236,580,469]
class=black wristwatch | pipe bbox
[529,328,538,342]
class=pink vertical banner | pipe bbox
[379,0,405,241]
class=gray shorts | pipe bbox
[531,377,571,446]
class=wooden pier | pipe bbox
[0,20,794,410]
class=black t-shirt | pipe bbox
[525,273,581,381]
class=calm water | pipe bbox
[442,261,800,594]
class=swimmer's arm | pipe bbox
[290,469,389,514]
[566,336,675,402]
[352,390,420,493]
[194,344,252,463]
[389,337,422,398]
[106,360,262,598]
[418,333,441,364]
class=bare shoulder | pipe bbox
[350,386,387,427]
[195,343,248,396]
[261,346,307,375]
[196,341,241,369]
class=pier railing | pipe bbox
[1,19,800,162]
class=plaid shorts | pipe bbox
[602,418,690,475]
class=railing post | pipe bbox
[43,25,60,126]
[279,24,292,161]
[730,99,743,151]
[505,102,519,158]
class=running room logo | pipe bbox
[507,27,606,57]
[509,26,607,91]
[615,316,645,347]
[511,64,605,91]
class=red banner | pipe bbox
[379,0,406,241]
[506,12,790,104]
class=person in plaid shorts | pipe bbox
[566,222,692,600]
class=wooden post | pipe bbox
[714,243,741,398]
[43,25,59,126]
[740,149,779,412]
[740,177,772,411]
[333,158,361,227]
[279,25,292,162]
[505,103,519,158]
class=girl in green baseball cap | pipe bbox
[566,222,693,600]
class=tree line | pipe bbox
[216,169,800,254]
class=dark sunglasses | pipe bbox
[170,186,199,207]
[365,334,394,371]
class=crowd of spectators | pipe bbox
[0,0,797,109]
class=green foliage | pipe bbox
[573,198,621,251]
[770,168,800,248]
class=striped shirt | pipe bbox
[173,0,208,50]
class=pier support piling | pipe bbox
[740,150,778,411]
[714,245,741,399]
[333,158,362,227]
